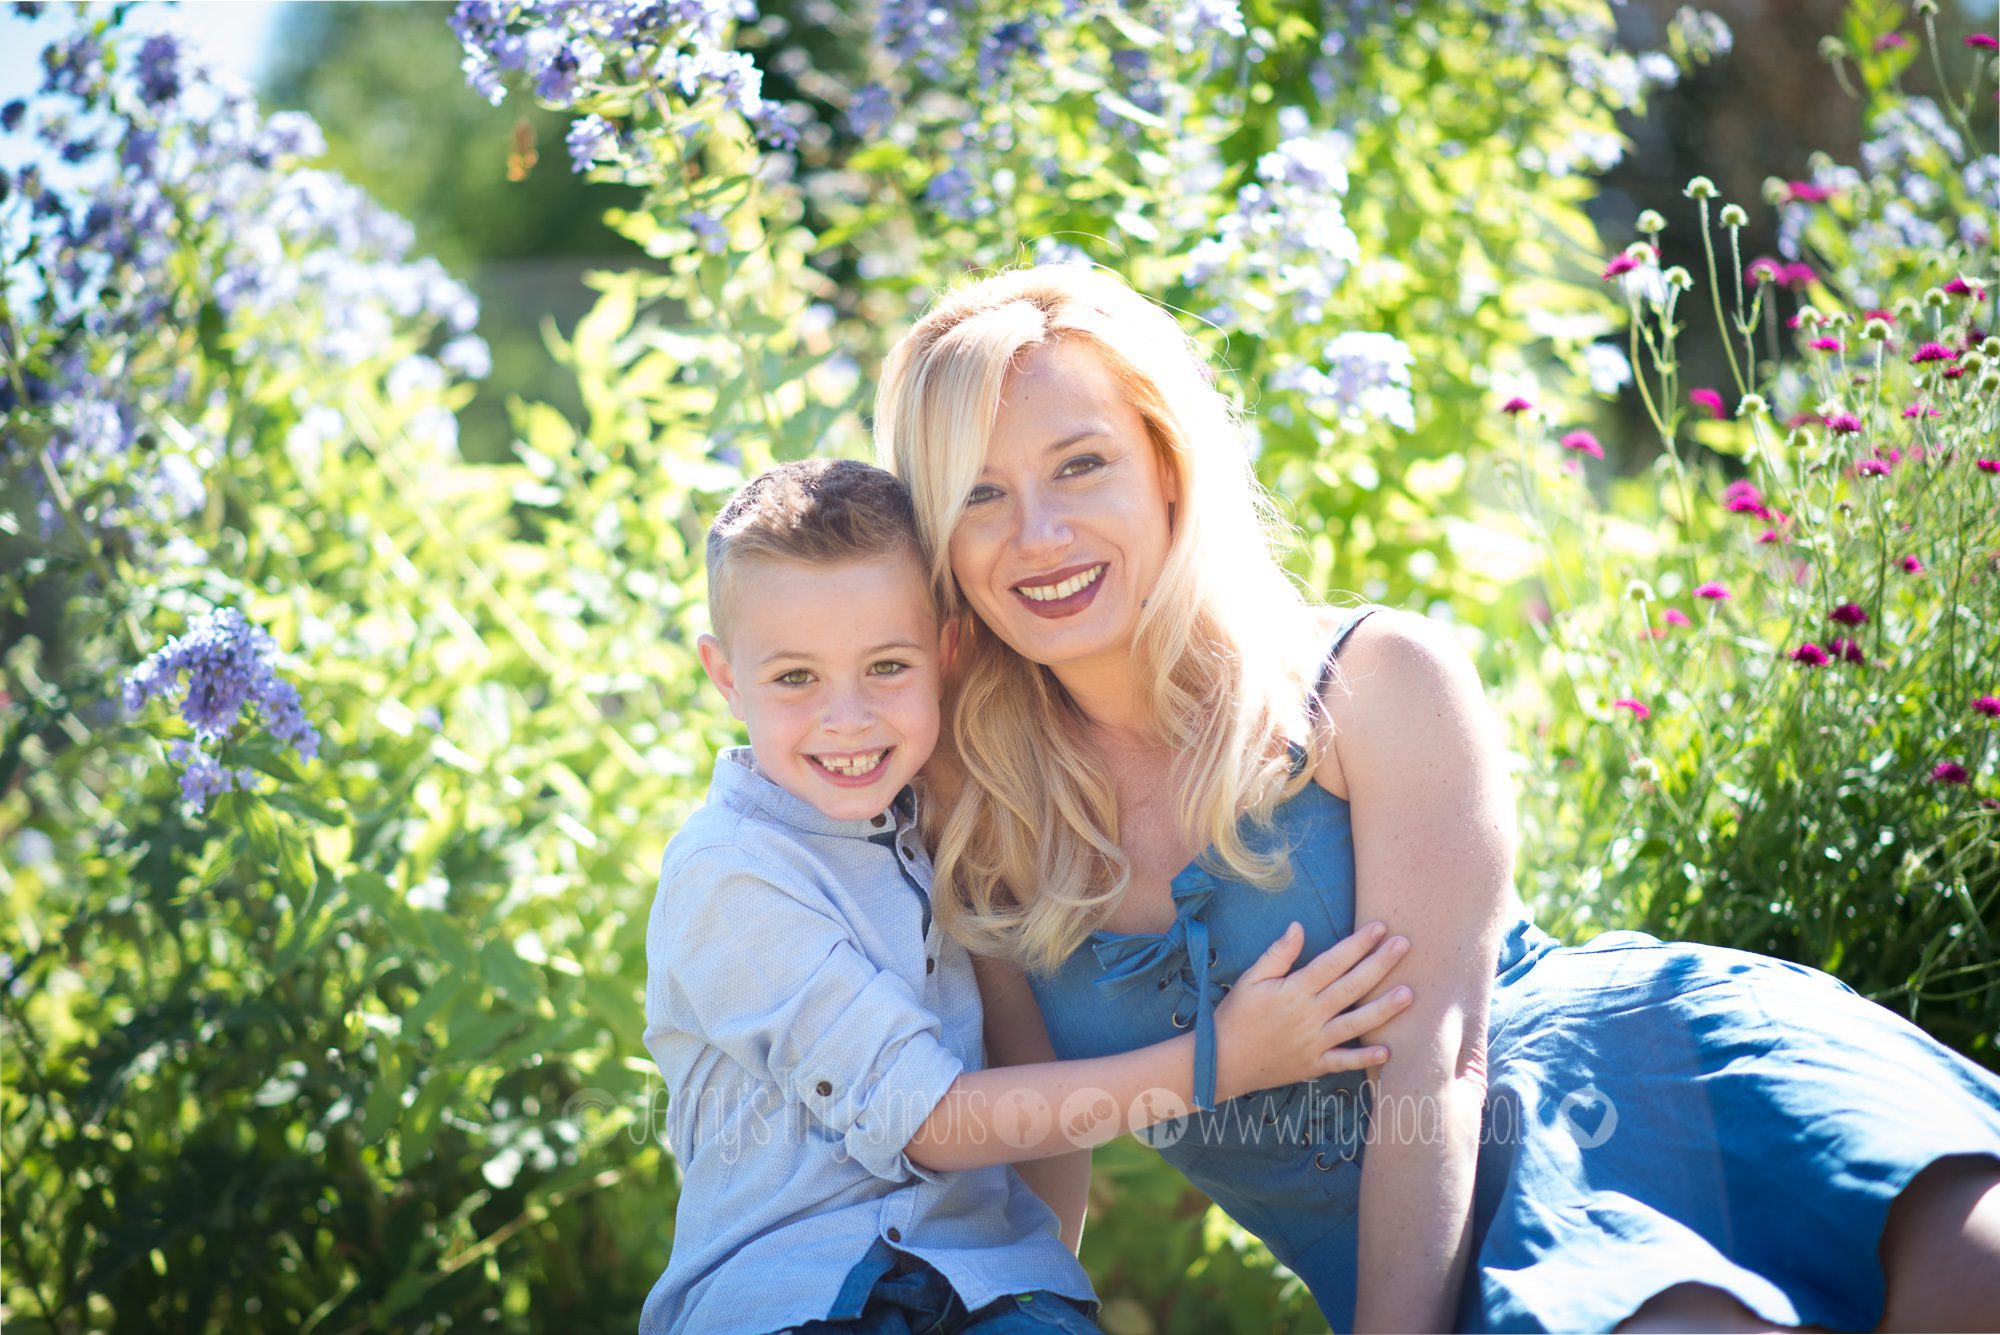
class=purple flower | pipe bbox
[1967,34,1998,50]
[1602,252,1641,279]
[1501,395,1534,416]
[1932,762,1971,785]
[1899,555,1925,573]
[1972,696,2000,719]
[1612,698,1651,720]
[1824,412,1863,434]
[134,33,182,106]
[1902,403,1941,419]
[1829,602,1868,626]
[1694,582,1731,600]
[1855,458,1893,477]
[1560,430,1604,459]
[1825,636,1865,665]
[1809,337,1844,352]
[1662,608,1692,628]
[687,208,727,254]
[1912,342,1958,365]
[1,100,24,133]
[565,113,615,172]
[1689,387,1726,419]
[1790,643,1831,666]
[1978,460,2000,474]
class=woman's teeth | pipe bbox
[815,750,885,777]
[1018,564,1105,602]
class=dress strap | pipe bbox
[1289,605,1385,778]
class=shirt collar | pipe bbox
[709,746,920,841]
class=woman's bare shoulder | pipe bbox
[1312,608,1487,799]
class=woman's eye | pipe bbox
[775,669,813,687]
[1057,454,1104,479]
[965,484,1001,506]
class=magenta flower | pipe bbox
[1932,762,1971,785]
[1790,643,1831,666]
[1829,602,1868,626]
[1787,181,1835,203]
[1663,608,1692,628]
[1602,253,1642,280]
[1899,555,1925,573]
[1689,387,1726,419]
[1873,32,1909,51]
[1745,257,1782,286]
[1864,308,1896,324]
[1757,528,1785,545]
[1613,698,1651,720]
[1560,430,1605,459]
[1781,262,1817,288]
[1902,403,1941,419]
[1825,637,1865,665]
[1973,696,2000,719]
[1945,364,1969,380]
[1978,460,2000,474]
[1809,337,1844,352]
[1855,458,1893,477]
[1912,342,1959,364]
[1967,33,1998,49]
[1824,412,1863,434]
[1694,582,1731,600]
[1501,396,1534,415]
[1942,276,1981,297]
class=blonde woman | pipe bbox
[875,265,2000,1334]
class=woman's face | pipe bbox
[947,338,1177,680]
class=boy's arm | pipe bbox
[970,954,1091,1253]
[648,840,965,1185]
[907,919,1412,1174]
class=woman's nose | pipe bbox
[1014,487,1073,554]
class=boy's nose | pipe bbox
[820,686,875,732]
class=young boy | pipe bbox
[641,459,1406,1334]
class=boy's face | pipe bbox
[698,555,943,822]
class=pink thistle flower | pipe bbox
[1942,276,1981,297]
[1825,636,1866,665]
[1746,257,1784,286]
[1613,698,1651,720]
[1884,447,1904,464]
[1873,32,1909,51]
[1899,555,1925,573]
[1932,761,1971,785]
[1781,262,1817,288]
[1973,695,2000,718]
[1944,364,1968,380]
[1902,403,1941,419]
[1830,602,1868,626]
[1975,459,2000,473]
[1695,582,1731,600]
[1790,643,1831,666]
[1787,181,1835,203]
[1855,458,1894,477]
[1728,496,1772,517]
[1689,387,1727,419]
[1560,430,1605,459]
[1967,34,1998,49]
[1602,253,1642,280]
[1757,528,1786,544]
[1787,412,1828,428]
[1501,396,1534,415]
[1824,412,1864,434]
[1809,337,1844,352]
[1663,608,1692,628]
[1864,308,1896,324]
[1785,313,1805,330]
[1912,341,1958,364]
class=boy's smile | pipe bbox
[698,554,942,822]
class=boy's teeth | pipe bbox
[818,750,884,777]
[1019,564,1104,602]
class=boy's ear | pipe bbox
[696,633,747,721]
[938,615,964,675]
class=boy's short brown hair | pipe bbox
[705,459,932,643]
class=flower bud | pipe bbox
[1762,177,1790,206]
[1894,296,1923,319]
[1915,0,1939,15]
[1824,310,1851,328]
[1684,175,1717,200]
[1981,336,2000,359]
[1979,371,2000,396]
[1795,304,1823,326]
[1737,393,1768,417]
[1635,208,1667,234]
[1630,757,1661,783]
[1861,317,1893,342]
[1623,241,1656,263]
[1624,578,1657,603]
[1923,287,1949,308]
[1719,203,1749,227]
[1818,35,1847,60]
[1663,265,1694,291]
[1960,350,1990,375]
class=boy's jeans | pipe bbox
[775,1237,1102,1335]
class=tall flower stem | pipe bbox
[1697,198,1749,396]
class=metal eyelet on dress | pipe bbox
[1313,1151,1334,1172]
[1217,981,1231,995]
[1171,1010,1190,1029]
[1207,947,1218,965]
[1157,975,1171,991]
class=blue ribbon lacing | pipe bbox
[1090,864,1229,1110]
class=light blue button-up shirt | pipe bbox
[639,748,1094,1335]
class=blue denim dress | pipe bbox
[1025,605,2000,1333]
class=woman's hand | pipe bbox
[1213,920,1412,1101]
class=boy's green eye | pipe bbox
[869,660,908,677]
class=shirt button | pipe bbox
[815,1080,833,1097]
[926,957,936,974]
[870,814,887,828]
[885,1227,902,1243]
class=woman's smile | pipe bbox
[1013,561,1108,614]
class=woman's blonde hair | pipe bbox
[876,265,1332,973]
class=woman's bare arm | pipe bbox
[1317,611,1518,1334]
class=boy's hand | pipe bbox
[1212,920,1411,1101]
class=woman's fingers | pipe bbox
[1321,984,1413,1046]
[1236,921,1306,986]
[1291,920,1390,993]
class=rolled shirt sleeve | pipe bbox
[647,840,963,1183]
